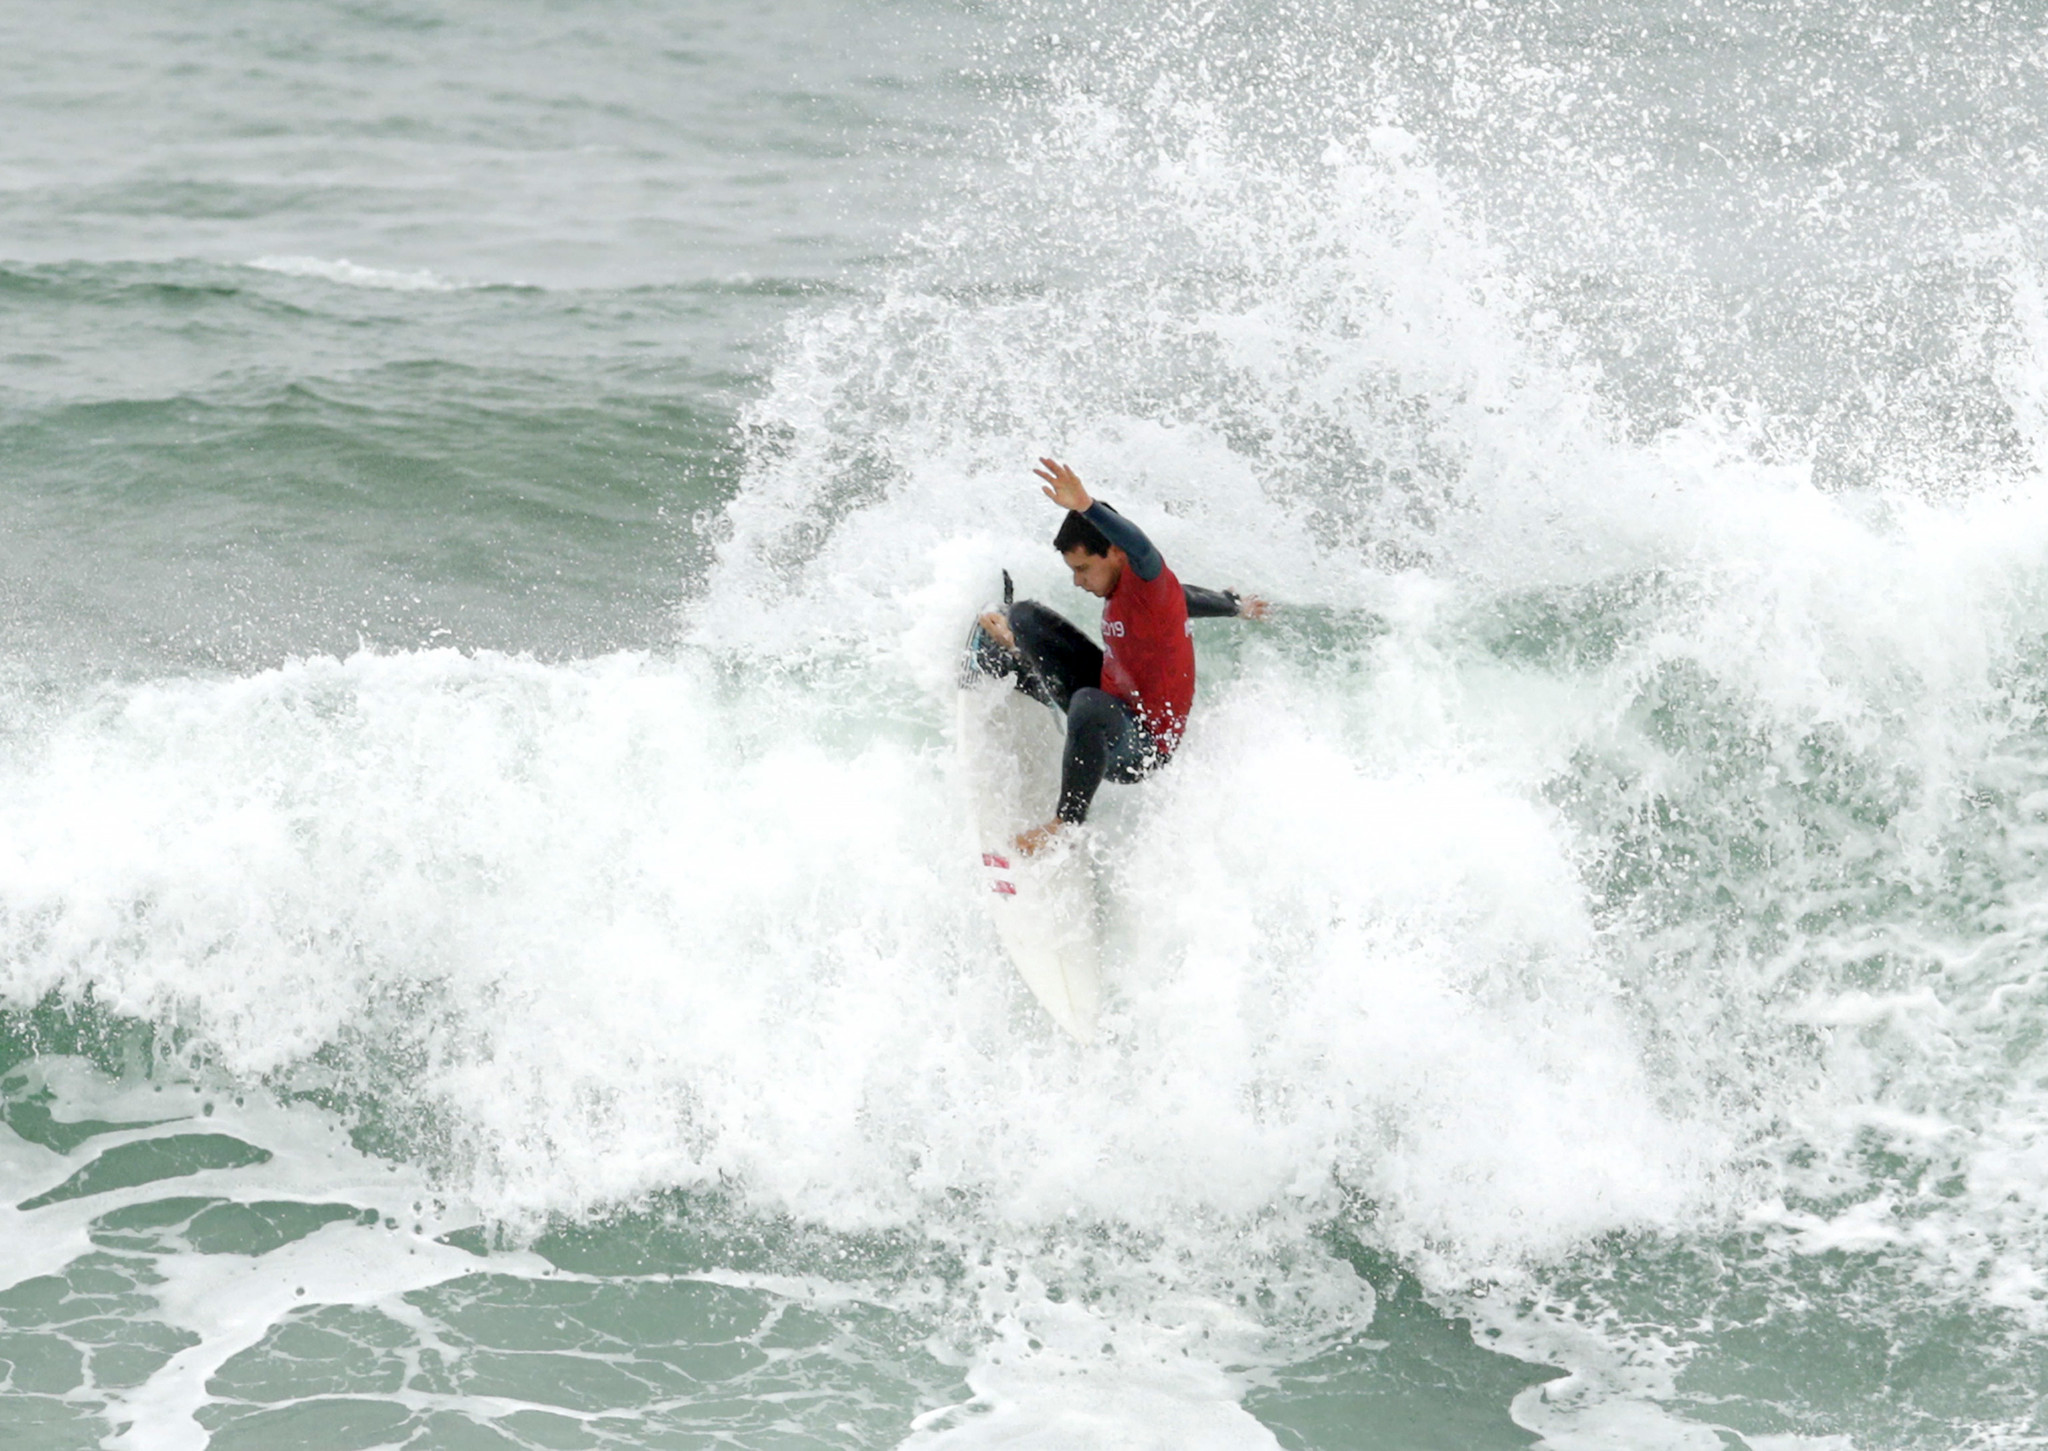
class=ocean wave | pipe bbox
[246,255,486,293]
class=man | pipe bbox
[972,457,1268,855]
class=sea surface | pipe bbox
[4,2,2047,1447]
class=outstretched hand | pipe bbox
[1034,457,1093,513]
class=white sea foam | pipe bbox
[0,643,1703,1250]
[0,1059,521,1451]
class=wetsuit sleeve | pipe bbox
[1081,501,1164,581]
[1182,584,1241,619]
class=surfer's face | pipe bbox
[1062,545,1124,598]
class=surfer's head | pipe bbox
[1054,507,1125,597]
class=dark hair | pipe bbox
[1053,505,1111,557]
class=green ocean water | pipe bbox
[1,1000,1562,1451]
[0,259,752,675]
[7,1,2048,1448]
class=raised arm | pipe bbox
[1081,501,1163,580]
[1035,457,1166,580]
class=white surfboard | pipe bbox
[956,635,1103,1043]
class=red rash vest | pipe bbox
[1085,502,1195,753]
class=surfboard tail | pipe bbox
[960,681,1104,1045]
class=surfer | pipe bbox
[971,458,1268,855]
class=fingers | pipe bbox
[978,610,1017,649]
[1034,457,1085,507]
[1032,456,1089,512]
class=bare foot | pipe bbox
[978,609,1017,651]
[1015,819,1065,857]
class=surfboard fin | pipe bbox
[1002,569,1014,605]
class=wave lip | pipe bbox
[246,255,480,293]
